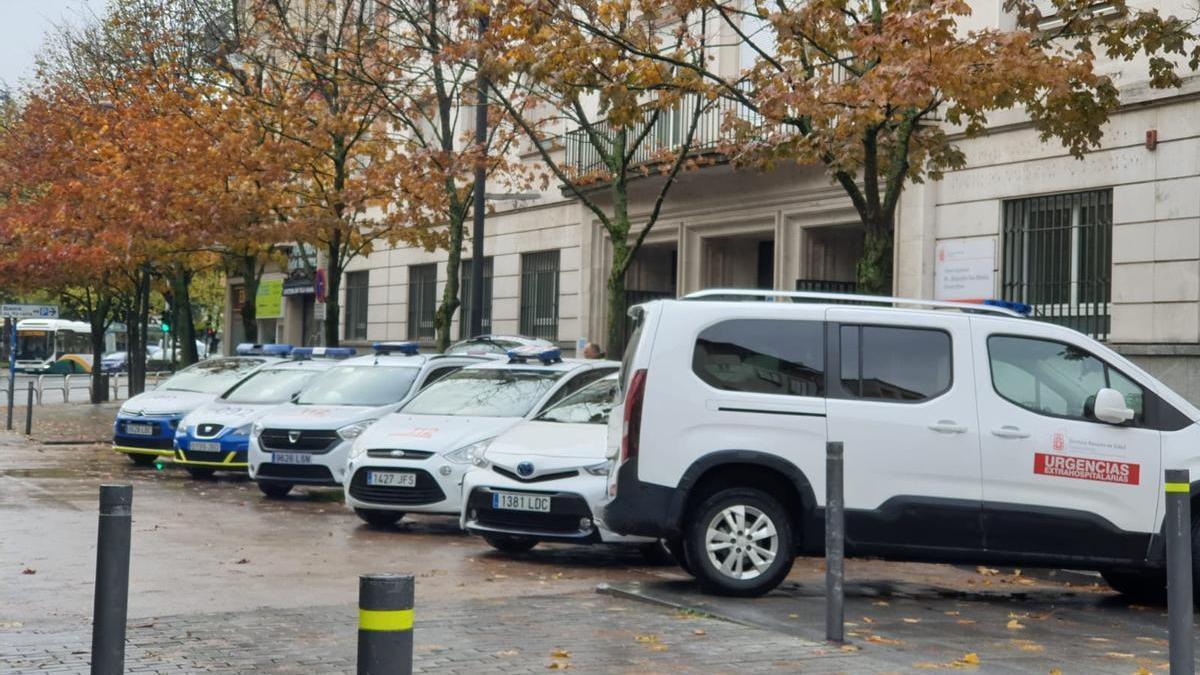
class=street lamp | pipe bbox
[469,8,490,339]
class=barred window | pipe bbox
[459,257,494,339]
[1002,189,1112,340]
[344,271,369,341]
[407,264,437,341]
[520,250,560,341]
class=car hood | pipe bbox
[485,421,608,466]
[359,414,523,453]
[180,401,281,433]
[258,403,384,430]
[119,390,215,417]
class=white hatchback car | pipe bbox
[604,290,1200,598]
[247,343,483,498]
[345,348,619,528]
[462,373,660,555]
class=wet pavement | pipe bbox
[1,402,1196,673]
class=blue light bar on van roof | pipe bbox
[373,341,420,356]
[981,299,1033,315]
[235,343,294,356]
[507,346,562,365]
[291,347,357,360]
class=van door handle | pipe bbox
[991,426,1030,439]
[928,420,968,434]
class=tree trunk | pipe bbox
[170,266,199,366]
[604,262,628,360]
[324,240,341,347]
[239,253,259,344]
[435,210,467,352]
[856,224,895,296]
[131,265,153,393]
[89,313,107,405]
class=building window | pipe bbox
[459,257,494,339]
[692,320,824,396]
[344,271,369,341]
[408,264,437,341]
[840,325,952,402]
[1001,189,1112,340]
[520,250,560,341]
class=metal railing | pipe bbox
[4,371,171,405]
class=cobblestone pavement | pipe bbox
[2,591,890,674]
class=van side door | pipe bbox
[825,309,983,554]
[972,317,1160,563]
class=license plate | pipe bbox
[367,471,416,487]
[273,452,312,465]
[125,423,154,436]
[492,491,551,512]
[190,441,221,453]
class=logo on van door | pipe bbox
[1052,432,1066,452]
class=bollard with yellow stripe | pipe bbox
[1163,469,1194,674]
[357,574,414,675]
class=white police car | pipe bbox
[112,344,290,466]
[247,343,483,498]
[172,347,356,479]
[461,373,661,556]
[344,347,619,528]
[444,335,554,356]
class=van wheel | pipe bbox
[257,481,292,499]
[355,508,403,528]
[483,534,538,554]
[185,467,215,480]
[1101,569,1165,601]
[684,487,794,597]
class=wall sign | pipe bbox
[934,237,996,301]
[256,279,284,319]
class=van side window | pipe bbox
[840,325,951,402]
[692,320,824,396]
[988,335,1145,424]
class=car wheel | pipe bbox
[185,467,215,480]
[127,453,156,467]
[1101,569,1165,601]
[665,537,692,575]
[355,508,403,528]
[684,487,794,597]
[257,481,293,499]
[483,534,538,554]
[638,540,676,566]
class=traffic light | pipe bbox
[160,311,171,334]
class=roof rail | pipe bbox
[682,289,1026,318]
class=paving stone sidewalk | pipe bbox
[1,590,895,674]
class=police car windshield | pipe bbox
[296,365,419,407]
[537,378,618,425]
[401,369,564,417]
[221,368,319,404]
[444,339,524,355]
[160,358,266,394]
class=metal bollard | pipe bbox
[24,381,32,435]
[825,441,845,643]
[358,574,414,675]
[1165,469,1194,674]
[91,485,132,675]
[35,375,43,405]
[5,374,13,431]
[63,374,71,403]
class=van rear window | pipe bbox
[692,320,824,396]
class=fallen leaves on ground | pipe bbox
[634,634,669,652]
[692,629,705,636]
[1010,639,1044,653]
[21,568,36,575]
[902,618,921,624]
[976,566,999,576]
[1006,619,1025,630]
[550,649,570,659]
[494,649,520,657]
[1104,652,1135,659]
[866,634,903,645]
[912,652,981,670]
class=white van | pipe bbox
[602,290,1200,597]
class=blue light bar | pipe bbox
[292,347,357,360]
[373,341,420,356]
[982,299,1033,316]
[236,343,294,356]
[507,346,562,365]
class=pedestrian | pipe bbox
[582,342,605,359]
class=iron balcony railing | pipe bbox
[563,94,772,177]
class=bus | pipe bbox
[12,319,92,373]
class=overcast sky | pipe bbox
[0,0,110,91]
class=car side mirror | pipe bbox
[1093,387,1135,425]
[290,392,301,403]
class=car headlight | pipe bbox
[232,422,253,436]
[444,439,493,466]
[584,461,611,476]
[348,438,368,461]
[338,419,377,441]
[251,422,265,439]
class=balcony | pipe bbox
[563,94,769,177]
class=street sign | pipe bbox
[1,304,59,319]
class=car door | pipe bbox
[825,309,983,554]
[972,317,1160,563]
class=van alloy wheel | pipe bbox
[705,505,778,581]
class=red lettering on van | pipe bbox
[1034,452,1139,485]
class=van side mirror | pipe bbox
[1093,388,1134,425]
